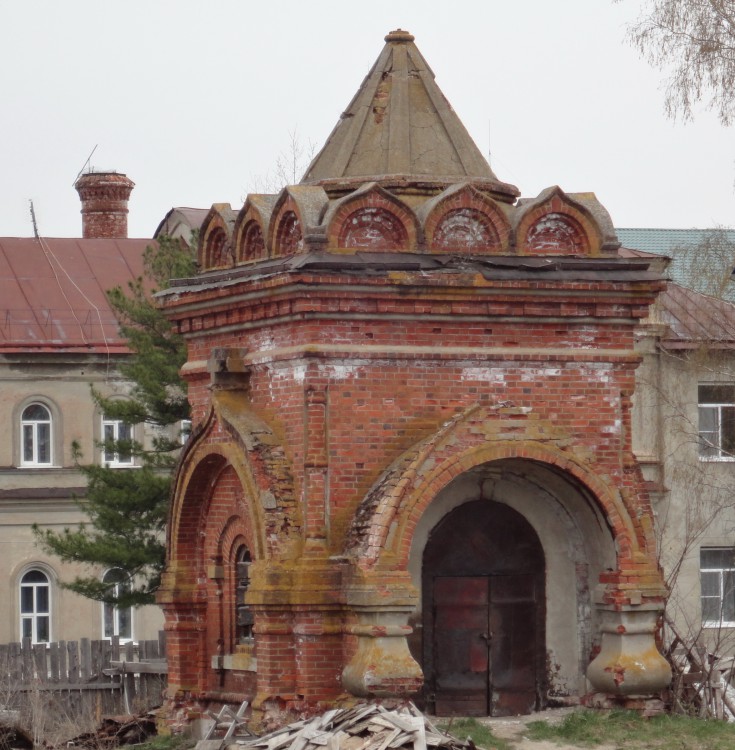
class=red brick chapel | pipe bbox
[157,30,671,722]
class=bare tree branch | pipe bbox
[621,0,735,123]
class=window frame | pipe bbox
[701,547,735,628]
[19,568,52,644]
[698,384,735,461]
[20,402,53,467]
[179,418,192,446]
[101,415,135,468]
[235,545,254,645]
[101,569,134,642]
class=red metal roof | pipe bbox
[656,282,735,348]
[0,237,149,353]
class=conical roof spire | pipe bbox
[302,30,518,200]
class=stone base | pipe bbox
[583,692,666,717]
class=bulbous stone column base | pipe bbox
[586,608,671,698]
[342,612,424,698]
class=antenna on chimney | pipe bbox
[72,144,99,185]
[29,199,40,239]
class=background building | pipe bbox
[0,173,164,644]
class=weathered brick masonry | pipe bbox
[157,30,671,722]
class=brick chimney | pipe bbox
[74,172,135,239]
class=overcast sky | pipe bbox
[2,0,734,238]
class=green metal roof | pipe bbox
[616,227,735,300]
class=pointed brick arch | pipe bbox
[235,213,267,263]
[165,398,301,578]
[516,188,603,257]
[346,407,651,574]
[326,185,417,251]
[423,184,512,254]
[234,195,278,263]
[199,205,236,270]
[267,191,305,258]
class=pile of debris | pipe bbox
[65,712,158,748]
[0,723,32,750]
[234,704,474,750]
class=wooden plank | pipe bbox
[14,681,123,692]
[21,638,33,682]
[109,660,168,674]
[48,641,60,683]
[110,635,120,662]
[0,644,8,685]
[411,717,427,750]
[80,638,92,681]
[8,642,21,684]
[32,643,48,683]
[368,729,396,750]
[158,630,167,658]
[67,640,79,684]
[100,639,112,683]
[91,639,102,680]
[58,640,67,683]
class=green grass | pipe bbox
[526,709,735,749]
[437,717,514,750]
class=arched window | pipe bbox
[101,414,134,467]
[102,569,133,641]
[21,403,52,466]
[235,546,253,643]
[20,569,51,643]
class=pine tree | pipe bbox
[34,234,196,607]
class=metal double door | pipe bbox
[433,574,537,716]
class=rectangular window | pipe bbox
[698,385,735,460]
[179,419,192,446]
[701,547,735,627]
[102,417,134,467]
[102,570,133,641]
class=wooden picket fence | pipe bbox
[0,634,167,726]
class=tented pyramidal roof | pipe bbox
[302,29,519,200]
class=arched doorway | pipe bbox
[422,500,545,716]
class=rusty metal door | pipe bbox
[489,574,538,715]
[433,576,490,716]
[433,573,537,716]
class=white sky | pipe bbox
[1,0,733,238]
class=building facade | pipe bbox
[158,31,671,721]
[634,276,735,662]
[0,172,164,644]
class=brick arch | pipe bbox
[275,211,302,255]
[326,186,417,251]
[199,206,235,269]
[236,218,266,263]
[423,186,511,254]
[268,192,305,258]
[166,448,229,589]
[347,426,646,574]
[515,188,603,257]
[526,213,588,255]
[167,421,270,578]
